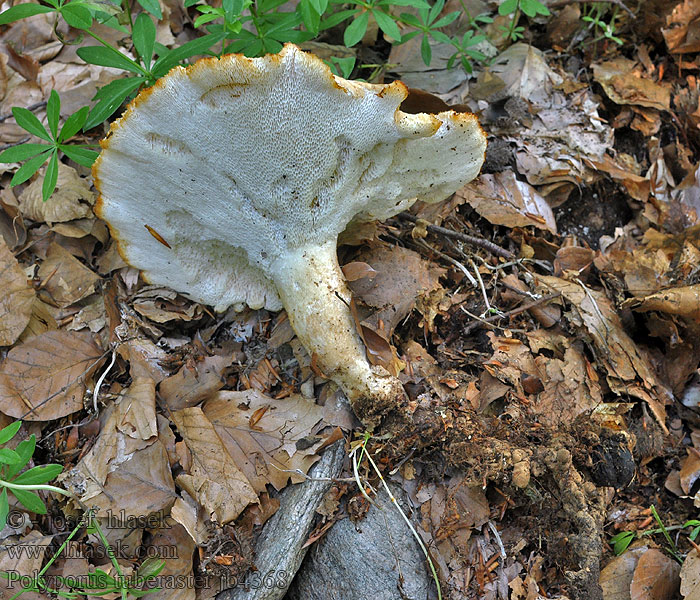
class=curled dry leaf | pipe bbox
[456,170,558,234]
[18,164,95,225]
[592,57,671,112]
[623,284,700,322]
[0,330,102,420]
[537,275,671,432]
[203,389,325,493]
[0,236,34,346]
[679,449,700,496]
[681,550,700,600]
[342,261,378,281]
[37,242,100,308]
[662,0,700,54]
[349,245,444,337]
[172,407,259,524]
[61,376,176,519]
[158,353,232,411]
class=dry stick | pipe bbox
[548,0,634,16]
[0,101,47,123]
[396,213,516,260]
[462,292,561,334]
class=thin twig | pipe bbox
[397,213,516,260]
[548,0,634,16]
[0,100,47,123]
[92,348,117,412]
[462,292,561,334]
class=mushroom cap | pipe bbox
[94,44,486,312]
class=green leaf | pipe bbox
[0,489,8,531]
[0,143,50,163]
[427,0,444,24]
[320,8,355,29]
[0,422,21,445]
[42,151,59,202]
[46,90,60,140]
[498,0,517,15]
[137,558,166,580]
[58,106,89,142]
[344,11,369,47]
[0,4,54,25]
[133,13,156,69]
[194,12,220,27]
[136,0,162,19]
[184,0,200,6]
[12,107,51,142]
[373,10,400,41]
[420,33,431,65]
[77,46,144,75]
[0,448,22,465]
[61,2,93,29]
[325,56,355,78]
[378,0,428,7]
[12,488,47,514]
[5,436,35,480]
[521,0,549,17]
[308,0,327,14]
[12,464,63,486]
[60,145,100,167]
[84,77,144,131]
[299,0,321,35]
[398,12,421,27]
[9,150,52,186]
[429,29,451,44]
[432,10,459,28]
[151,33,224,78]
[610,531,634,555]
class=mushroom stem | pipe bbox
[270,240,406,425]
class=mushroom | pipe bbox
[94,44,486,425]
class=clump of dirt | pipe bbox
[554,183,633,248]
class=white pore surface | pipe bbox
[96,44,486,312]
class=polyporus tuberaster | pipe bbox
[94,44,486,425]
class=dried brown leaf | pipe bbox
[600,547,647,600]
[19,164,94,224]
[680,449,700,495]
[0,235,34,345]
[537,276,671,432]
[456,171,557,233]
[593,58,670,111]
[0,330,102,420]
[141,519,197,600]
[662,0,700,53]
[623,285,700,322]
[349,245,443,336]
[172,407,258,524]
[630,548,680,600]
[203,389,324,492]
[342,261,378,281]
[37,242,100,307]
[681,550,700,600]
[158,353,231,411]
[63,376,176,519]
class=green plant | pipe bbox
[0,91,98,202]
[498,0,549,42]
[0,507,165,599]
[581,3,623,46]
[398,0,460,65]
[609,506,700,565]
[0,420,69,530]
[447,29,487,74]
